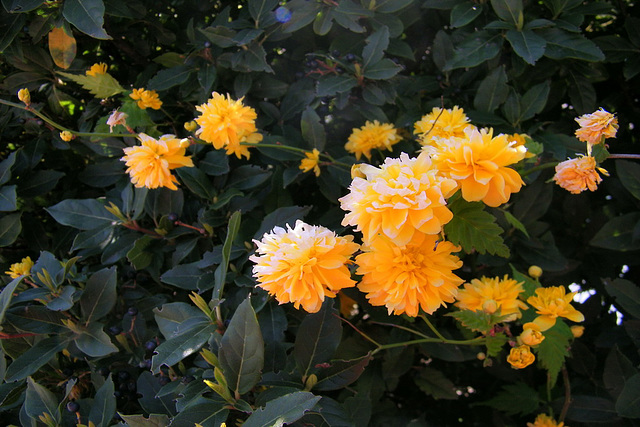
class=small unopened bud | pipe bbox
[351,164,366,179]
[528,265,543,279]
[179,138,191,149]
[476,352,486,361]
[60,130,73,142]
[18,88,30,106]
[571,325,585,338]
[520,323,545,346]
[482,299,498,314]
[184,120,198,132]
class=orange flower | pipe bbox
[130,88,162,110]
[414,106,471,146]
[250,220,359,313]
[431,127,526,207]
[345,120,402,160]
[527,413,565,427]
[575,108,618,146]
[553,155,607,194]
[519,322,545,346]
[507,345,535,369]
[455,275,528,321]
[340,152,457,246]
[355,233,463,316]
[299,149,321,176]
[527,286,585,331]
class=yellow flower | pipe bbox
[224,130,262,160]
[527,413,566,427]
[195,92,259,155]
[431,127,526,207]
[299,149,321,176]
[184,120,198,132]
[553,155,606,194]
[355,233,463,316]
[507,345,535,369]
[575,108,618,146]
[18,88,30,105]
[250,220,360,313]
[414,106,471,146]
[86,62,107,77]
[121,133,194,190]
[571,325,585,338]
[339,152,457,246]
[527,286,585,331]
[60,131,73,142]
[507,133,536,158]
[345,120,402,160]
[106,109,128,133]
[5,256,34,279]
[130,88,162,110]
[454,275,528,321]
[519,322,545,346]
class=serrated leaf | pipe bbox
[485,332,508,357]
[415,367,458,400]
[48,26,76,69]
[58,71,125,98]
[502,210,529,237]
[62,0,111,39]
[294,300,342,378]
[568,71,596,114]
[219,297,264,395]
[448,309,509,333]
[444,199,510,257]
[148,65,192,91]
[536,320,571,387]
[520,80,550,121]
[477,381,541,416]
[506,29,546,65]
[243,391,321,427]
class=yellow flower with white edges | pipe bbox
[527,286,585,331]
[299,149,321,176]
[5,256,34,279]
[454,275,528,321]
[345,120,402,160]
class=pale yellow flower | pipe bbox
[527,286,585,331]
[121,133,193,190]
[414,106,471,146]
[575,108,618,146]
[527,413,566,427]
[519,322,545,346]
[553,155,607,194]
[130,88,162,110]
[355,233,463,316]
[431,127,526,207]
[60,131,73,142]
[107,109,128,132]
[454,275,528,321]
[250,220,360,313]
[345,120,402,160]
[5,256,34,279]
[507,345,535,369]
[339,152,457,246]
[86,63,108,77]
[300,149,321,176]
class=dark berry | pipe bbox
[98,367,110,377]
[18,118,25,124]
[167,213,178,222]
[119,382,128,392]
[204,41,211,48]
[108,325,122,335]
[117,370,131,381]
[307,60,318,69]
[127,306,138,316]
[145,340,157,351]
[345,53,356,62]
[127,381,137,391]
[181,375,195,384]
[331,49,341,58]
[62,367,74,377]
[66,401,80,413]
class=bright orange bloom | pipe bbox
[355,233,463,316]
[121,133,193,190]
[527,413,565,427]
[519,322,545,346]
[299,149,321,176]
[414,106,471,146]
[130,88,162,110]
[507,345,535,369]
[250,221,359,313]
[224,130,262,160]
[431,127,526,207]
[345,120,402,160]
[340,152,457,246]
[455,275,528,321]
[5,256,34,279]
[86,63,107,77]
[575,108,618,146]
[553,155,607,194]
[527,286,585,331]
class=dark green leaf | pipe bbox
[590,213,640,251]
[282,0,321,33]
[566,395,618,423]
[243,391,321,427]
[75,322,118,357]
[89,374,116,427]
[603,345,638,400]
[2,0,44,13]
[175,167,214,199]
[314,355,372,391]
[161,262,202,290]
[509,265,539,299]
[513,179,552,224]
[477,382,541,416]
[24,377,59,423]
[199,150,229,176]
[127,236,154,270]
[249,0,278,25]
[444,32,502,71]
[313,8,334,35]
[232,42,273,73]
[316,76,358,97]
[253,206,311,240]
[62,0,110,39]
[617,160,640,201]
[616,374,640,418]
[374,0,413,13]
[169,400,229,427]
[148,66,192,91]
[506,29,546,65]
[0,277,23,325]
[200,26,236,48]
[362,58,403,80]
[17,170,64,197]
[490,0,522,25]
[518,231,568,272]
[118,413,169,427]
[520,80,550,121]
[450,2,482,28]
[198,62,217,95]
[294,300,342,378]
[153,302,205,340]
[151,319,216,373]
[362,26,389,69]
[46,199,117,230]
[0,186,17,212]
[447,310,505,333]
[227,165,272,190]
[137,371,177,416]
[502,210,529,237]
[0,213,21,247]
[5,336,69,382]
[301,107,326,150]
[473,66,508,112]
[0,12,25,52]
[605,278,640,319]
[536,320,571,387]
[485,332,508,357]
[568,71,596,114]
[541,28,605,61]
[78,161,125,188]
[214,211,241,299]
[80,267,117,323]
[0,152,16,186]
[415,367,458,400]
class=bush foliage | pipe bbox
[1,0,640,426]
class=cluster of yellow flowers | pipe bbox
[553,108,617,194]
[5,256,34,279]
[130,88,162,110]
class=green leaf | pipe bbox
[75,322,118,357]
[415,367,458,400]
[590,213,640,251]
[0,152,16,186]
[46,199,118,230]
[490,0,522,25]
[565,395,618,423]
[118,414,169,427]
[24,377,60,423]
[148,65,192,91]
[374,0,413,13]
[0,186,17,212]
[219,297,264,395]
[232,42,274,73]
[301,107,326,150]
[253,206,311,240]
[5,336,69,382]
[362,58,403,80]
[62,0,110,39]
[153,302,205,340]
[541,28,605,61]
[485,332,508,357]
[505,29,546,65]
[18,170,65,197]
[568,71,596,115]
[444,32,502,71]
[604,345,638,400]
[80,267,117,323]
[282,0,321,33]
[2,0,44,13]
[450,2,482,28]
[137,371,177,416]
[249,0,278,25]
[316,76,358,97]
[214,211,241,300]
[243,391,321,427]
[509,265,539,299]
[444,198,510,257]
[605,278,640,319]
[477,381,541,416]
[175,167,214,199]
[0,12,24,51]
[228,165,272,190]
[502,210,529,237]
[520,80,550,121]
[294,300,342,378]
[198,62,217,95]
[0,276,23,325]
[473,66,508,112]
[78,161,125,188]
[362,26,389,69]
[151,319,216,373]
[448,310,509,333]
[161,262,202,290]
[536,320,571,387]
[314,355,372,391]
[616,160,640,201]
[89,374,116,427]
[169,400,229,426]
[0,213,21,247]
[199,150,229,176]
[58,70,124,98]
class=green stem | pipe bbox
[370,321,432,340]
[519,161,558,177]
[420,314,448,341]
[374,336,485,354]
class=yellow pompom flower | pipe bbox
[454,275,528,321]
[527,413,565,427]
[18,88,31,106]
[5,256,34,279]
[553,155,607,194]
[507,345,535,369]
[195,92,259,153]
[130,88,163,110]
[355,233,463,316]
[527,286,585,331]
[224,130,262,160]
[60,131,73,142]
[345,120,402,160]
[121,133,194,190]
[519,322,545,346]
[339,152,457,246]
[86,62,107,77]
[575,108,618,146]
[414,106,471,146]
[299,148,321,176]
[250,220,360,313]
[431,127,526,207]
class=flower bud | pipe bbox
[60,131,73,142]
[528,265,542,279]
[351,164,366,179]
[571,325,585,338]
[476,352,486,361]
[184,120,198,132]
[520,322,545,346]
[482,299,498,314]
[18,88,30,106]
